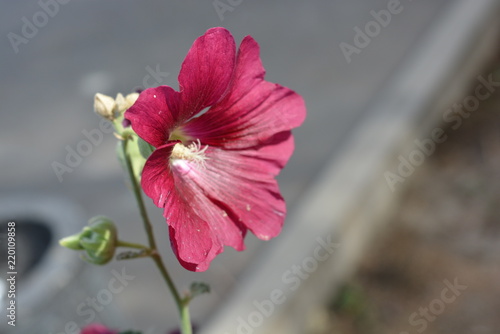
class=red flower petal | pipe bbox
[140,133,292,271]
[194,146,288,241]
[141,144,248,271]
[125,86,180,147]
[126,27,307,271]
[181,36,306,149]
[177,27,236,119]
[80,324,117,334]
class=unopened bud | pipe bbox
[94,93,116,120]
[59,216,118,265]
[116,92,139,113]
[59,234,84,250]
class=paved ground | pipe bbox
[311,64,500,334]
[0,1,453,332]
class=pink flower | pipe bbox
[125,27,306,271]
[80,324,117,334]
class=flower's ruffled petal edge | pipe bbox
[182,35,306,149]
[167,134,293,248]
[193,143,290,241]
[125,86,180,147]
[177,27,236,120]
[141,143,247,271]
[128,28,306,271]
[125,27,237,147]
[237,131,295,177]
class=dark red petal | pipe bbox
[141,143,247,271]
[193,146,287,240]
[177,27,236,120]
[236,131,295,177]
[80,324,117,334]
[182,36,306,149]
[124,86,181,147]
[169,225,221,272]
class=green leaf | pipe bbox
[128,136,147,182]
[189,281,211,299]
[137,137,155,160]
[116,141,127,173]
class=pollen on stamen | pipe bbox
[170,139,209,169]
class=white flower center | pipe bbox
[170,139,208,168]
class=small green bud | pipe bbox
[59,234,85,250]
[59,216,118,265]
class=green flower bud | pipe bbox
[59,216,118,265]
[59,234,85,250]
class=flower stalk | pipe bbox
[121,138,192,334]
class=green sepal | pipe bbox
[137,137,155,160]
[117,136,148,184]
[188,281,211,300]
[59,216,118,265]
[59,234,85,250]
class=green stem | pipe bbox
[181,302,192,334]
[121,138,192,334]
[151,253,193,334]
[116,240,149,250]
[122,138,157,251]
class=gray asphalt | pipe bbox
[0,0,452,332]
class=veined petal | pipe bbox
[184,83,305,149]
[141,143,247,271]
[181,36,306,149]
[125,86,181,147]
[177,27,236,119]
[171,143,290,242]
[237,131,295,177]
[198,146,287,240]
[215,35,266,105]
[126,27,306,272]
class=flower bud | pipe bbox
[94,93,117,120]
[59,216,118,265]
[116,92,139,113]
[59,234,84,250]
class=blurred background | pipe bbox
[0,1,499,333]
